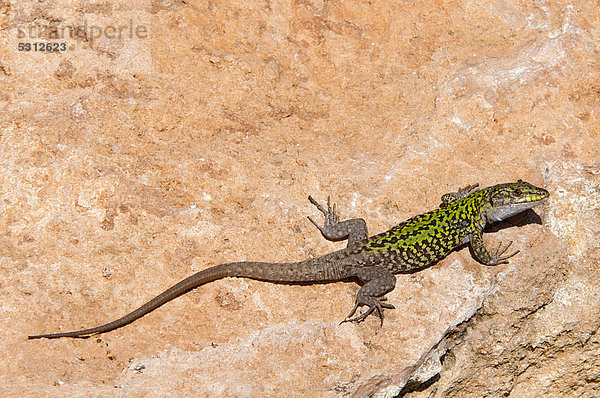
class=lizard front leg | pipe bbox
[469,228,519,265]
[440,183,479,207]
[307,195,368,247]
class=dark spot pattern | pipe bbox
[358,181,548,273]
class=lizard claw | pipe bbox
[308,195,339,229]
[489,241,519,265]
[340,296,395,326]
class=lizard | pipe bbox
[28,180,548,339]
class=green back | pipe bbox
[362,188,491,266]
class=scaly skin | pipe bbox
[28,180,548,339]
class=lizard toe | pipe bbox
[340,296,393,325]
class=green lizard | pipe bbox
[28,180,548,339]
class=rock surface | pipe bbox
[1,1,599,396]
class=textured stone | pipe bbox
[1,0,599,396]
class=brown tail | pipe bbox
[28,263,243,339]
[28,257,346,339]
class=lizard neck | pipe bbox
[485,200,542,223]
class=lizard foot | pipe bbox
[306,195,368,245]
[488,241,519,265]
[440,183,480,206]
[340,296,395,326]
[307,195,339,233]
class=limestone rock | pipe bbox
[2,1,599,396]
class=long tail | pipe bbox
[28,257,346,339]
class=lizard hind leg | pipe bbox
[307,195,368,247]
[341,266,397,325]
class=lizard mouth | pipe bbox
[487,197,547,223]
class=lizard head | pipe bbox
[485,180,549,223]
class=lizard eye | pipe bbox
[513,189,522,196]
